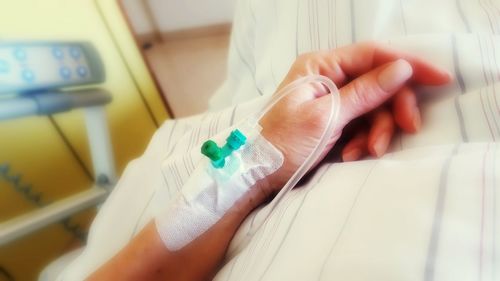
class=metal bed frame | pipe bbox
[0,89,115,246]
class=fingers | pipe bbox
[336,59,413,125]
[393,86,421,133]
[322,41,452,86]
[290,42,451,163]
[342,130,368,161]
[341,109,395,161]
[367,109,395,157]
[312,59,422,162]
[337,87,419,161]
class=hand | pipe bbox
[257,41,451,194]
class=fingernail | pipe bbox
[412,108,421,132]
[373,132,390,157]
[377,59,413,92]
[343,148,361,162]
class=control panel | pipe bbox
[0,42,104,94]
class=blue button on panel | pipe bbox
[59,67,71,80]
[21,69,35,83]
[70,47,81,59]
[14,48,26,61]
[0,60,9,74]
[52,47,64,60]
[76,66,87,78]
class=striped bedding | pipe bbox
[59,0,500,280]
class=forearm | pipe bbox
[87,185,266,281]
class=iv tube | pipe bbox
[247,75,341,235]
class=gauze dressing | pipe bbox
[155,123,283,250]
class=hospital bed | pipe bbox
[1,0,496,279]
[57,0,500,279]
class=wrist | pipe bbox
[230,184,268,216]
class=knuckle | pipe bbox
[345,78,388,117]
[296,53,311,62]
[363,40,378,49]
[350,79,374,106]
[360,40,381,52]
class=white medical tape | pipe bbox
[155,130,283,250]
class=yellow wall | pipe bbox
[0,0,168,280]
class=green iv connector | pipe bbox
[201,129,247,168]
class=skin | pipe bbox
[88,42,451,281]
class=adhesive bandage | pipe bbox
[155,125,283,250]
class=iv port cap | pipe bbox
[201,140,222,162]
[201,129,247,168]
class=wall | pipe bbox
[121,0,155,35]
[0,0,168,280]
[123,0,237,36]
[149,0,237,32]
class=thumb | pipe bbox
[335,59,413,125]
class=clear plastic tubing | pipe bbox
[247,75,341,235]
